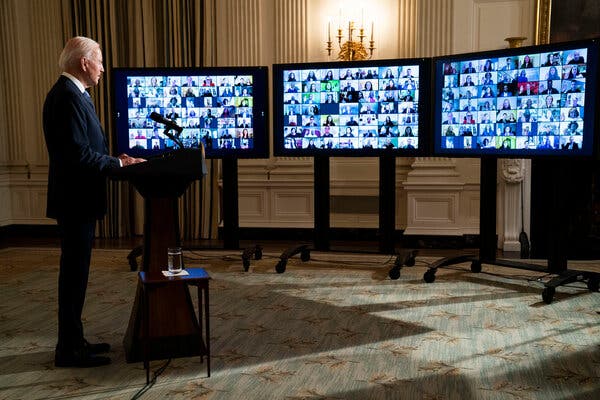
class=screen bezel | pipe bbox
[272,58,431,157]
[431,39,599,158]
[111,66,269,159]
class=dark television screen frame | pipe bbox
[272,58,431,157]
[432,39,599,158]
[111,66,269,159]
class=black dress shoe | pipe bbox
[55,348,111,368]
[83,339,111,354]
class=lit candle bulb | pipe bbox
[348,20,352,41]
[370,21,374,41]
[361,8,364,29]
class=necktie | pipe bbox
[83,91,95,110]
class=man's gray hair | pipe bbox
[58,36,100,72]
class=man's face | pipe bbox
[83,47,104,87]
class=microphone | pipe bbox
[149,112,183,134]
[149,112,184,149]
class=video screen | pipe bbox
[433,40,599,157]
[112,67,269,158]
[273,59,430,156]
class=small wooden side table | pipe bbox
[138,268,211,382]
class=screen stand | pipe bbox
[422,157,599,304]
[479,157,497,263]
[222,158,240,249]
[314,155,330,251]
[379,152,396,253]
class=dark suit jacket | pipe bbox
[43,75,120,220]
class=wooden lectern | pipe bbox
[111,148,207,363]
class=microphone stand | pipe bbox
[163,127,185,150]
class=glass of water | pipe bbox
[167,247,183,274]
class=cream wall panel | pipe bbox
[11,188,31,220]
[331,213,378,228]
[464,189,480,226]
[454,158,481,184]
[237,177,316,228]
[408,192,460,234]
[273,192,312,215]
[239,191,267,219]
[5,179,51,225]
[0,181,10,225]
[405,188,481,236]
[331,158,378,180]
[330,180,379,197]
[31,189,49,218]
[415,196,458,222]
[271,190,313,227]
[453,0,536,53]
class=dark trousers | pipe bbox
[56,217,96,351]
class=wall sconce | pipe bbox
[325,11,375,61]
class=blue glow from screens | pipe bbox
[438,48,588,152]
[125,74,255,152]
[281,66,421,150]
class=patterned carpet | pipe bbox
[0,247,599,399]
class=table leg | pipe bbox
[204,284,210,377]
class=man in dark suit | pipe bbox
[568,51,585,64]
[562,135,580,150]
[43,36,145,368]
[540,79,559,94]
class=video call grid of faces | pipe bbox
[125,74,256,151]
[439,48,588,151]
[282,65,421,150]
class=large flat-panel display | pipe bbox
[432,39,599,157]
[273,59,430,156]
[112,66,269,158]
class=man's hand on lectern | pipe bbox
[118,153,146,167]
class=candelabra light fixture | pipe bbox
[326,18,375,61]
[505,36,527,48]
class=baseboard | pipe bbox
[0,224,60,249]
[0,224,59,238]
[226,227,479,250]
[1,224,479,252]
